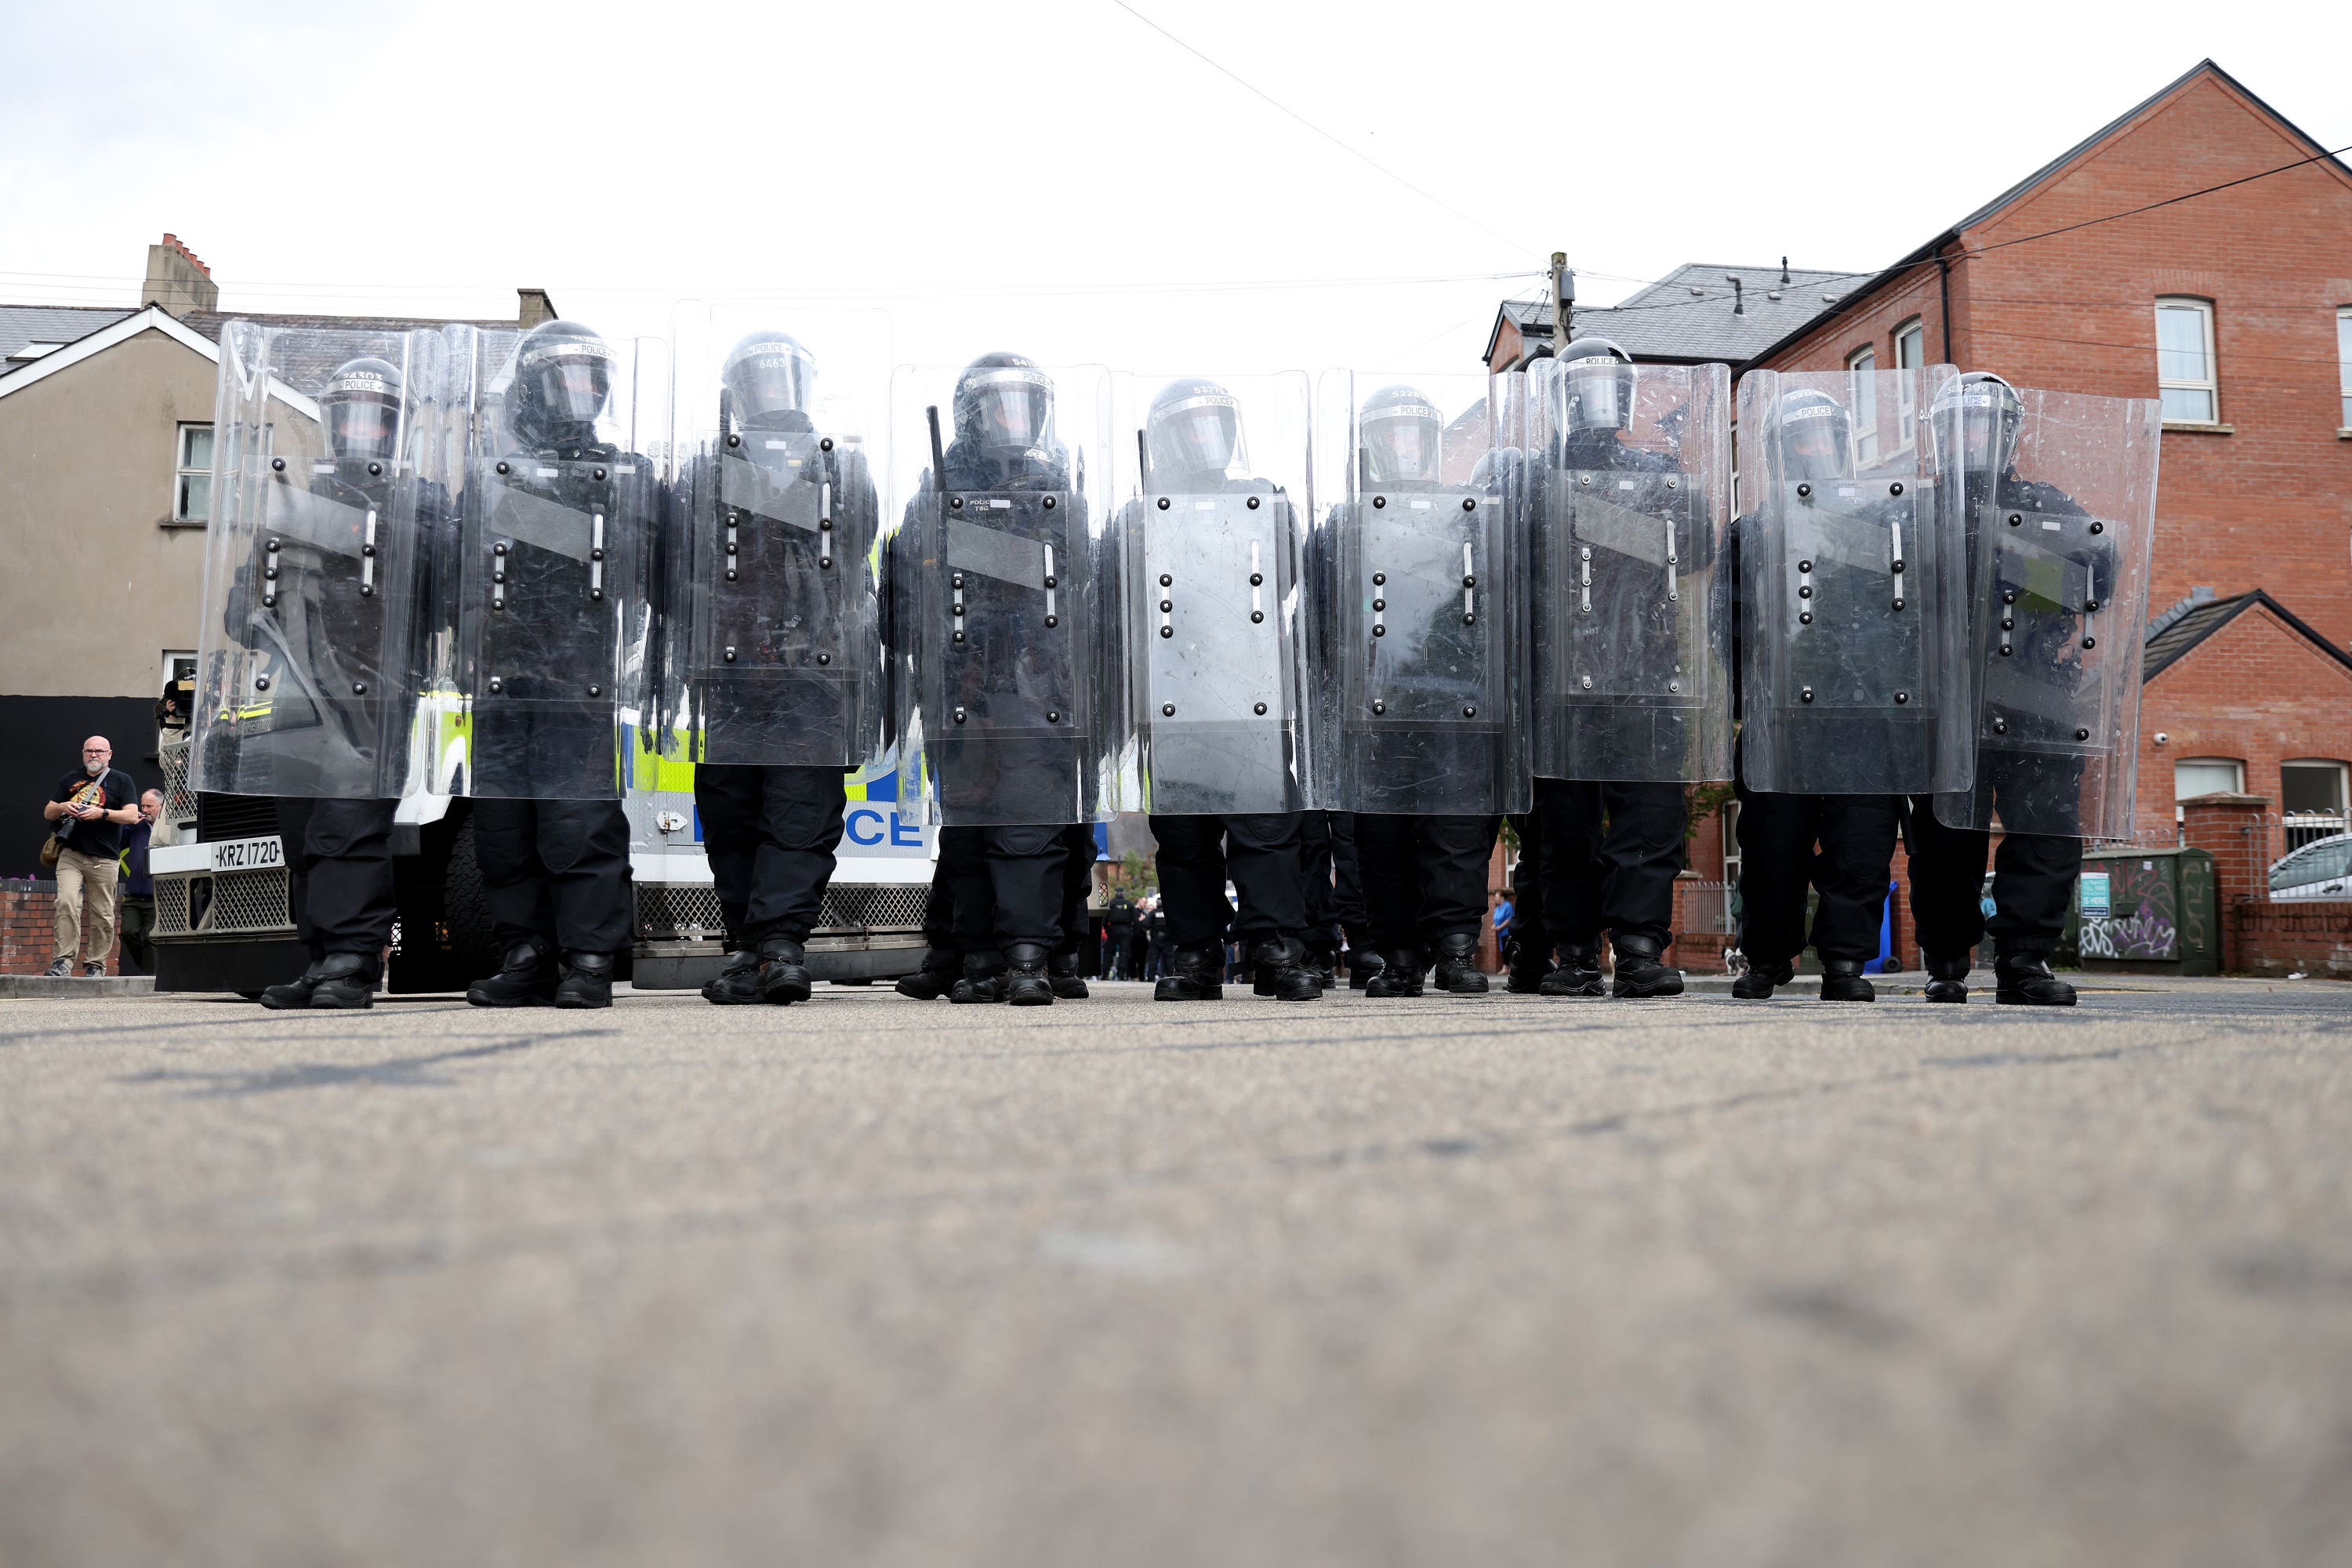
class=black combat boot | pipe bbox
[1610,932,1684,998]
[1302,941,1341,993]
[896,947,960,1000]
[553,951,615,1010]
[950,949,1008,1004]
[1431,932,1490,994]
[1047,948,1090,999]
[1344,939,1384,990]
[1364,948,1425,997]
[260,951,328,1010]
[1249,936,1322,1002]
[1818,957,1876,1002]
[1503,938,1553,994]
[1731,958,1795,1000]
[1922,951,1972,1004]
[1155,943,1225,1001]
[702,947,764,1005]
[467,940,558,1007]
[1537,942,1605,997]
[1994,950,2076,1007]
[759,936,812,1005]
[1004,941,1056,1007]
[305,951,380,1009]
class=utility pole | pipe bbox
[1548,252,1574,356]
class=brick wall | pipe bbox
[0,878,125,975]
[2179,793,2274,970]
[2138,603,2352,837]
[1756,66,2352,648]
[2232,902,2352,978]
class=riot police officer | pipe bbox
[254,355,414,1009]
[1525,339,1689,998]
[903,352,1091,1007]
[463,320,643,1010]
[1126,378,1318,1003]
[1911,373,2094,1007]
[1725,387,1904,1001]
[687,332,880,1005]
[1340,383,1504,997]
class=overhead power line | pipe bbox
[1105,0,1537,262]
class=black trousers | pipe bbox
[1356,813,1499,952]
[1532,778,1686,949]
[1060,822,1095,960]
[471,797,632,955]
[1299,810,1367,947]
[694,764,847,949]
[938,823,1067,950]
[1506,808,1548,964]
[278,796,398,956]
[1150,811,1308,949]
[920,859,957,950]
[1733,780,1900,967]
[1907,801,2082,959]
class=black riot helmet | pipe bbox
[509,319,616,452]
[321,355,403,463]
[1558,336,1635,434]
[953,351,1055,456]
[1777,387,1853,481]
[1146,378,1247,482]
[1929,371,2023,478]
[1359,383,1443,484]
[720,331,816,431]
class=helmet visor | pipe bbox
[1566,361,1629,431]
[725,345,814,422]
[968,369,1051,448]
[1364,408,1441,483]
[1157,395,1243,477]
[524,354,610,429]
[326,397,397,460]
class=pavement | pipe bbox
[2,975,2348,1567]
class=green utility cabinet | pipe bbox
[2060,846,2220,975]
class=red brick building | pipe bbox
[1744,59,2352,851]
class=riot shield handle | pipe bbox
[926,405,947,499]
[1137,429,1151,493]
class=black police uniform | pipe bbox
[1908,469,2097,971]
[1721,510,1902,995]
[1526,424,1690,985]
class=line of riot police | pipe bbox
[191,317,2158,1011]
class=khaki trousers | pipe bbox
[54,846,120,967]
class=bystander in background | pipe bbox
[41,737,139,978]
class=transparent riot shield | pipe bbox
[887,361,1116,826]
[1109,370,1312,815]
[1734,365,1973,796]
[1523,357,1731,782]
[666,306,888,768]
[1933,386,2161,840]
[191,322,451,800]
[452,325,667,800]
[1307,370,1526,817]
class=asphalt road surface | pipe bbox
[3,976,2348,1567]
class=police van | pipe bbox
[147,724,932,996]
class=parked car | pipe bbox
[2268,833,2352,901]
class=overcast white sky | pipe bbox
[2,0,2342,390]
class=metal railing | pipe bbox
[2281,812,2350,855]
[156,731,198,833]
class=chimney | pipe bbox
[517,289,559,326]
[142,233,219,317]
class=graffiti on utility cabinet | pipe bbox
[2078,858,2179,960]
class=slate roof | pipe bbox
[1487,263,1866,368]
[2142,589,2352,681]
[0,304,136,364]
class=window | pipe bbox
[2338,307,2350,429]
[1847,345,1878,466]
[1894,319,1925,446]
[2154,299,2218,423]
[173,423,214,522]
[2174,757,2245,800]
